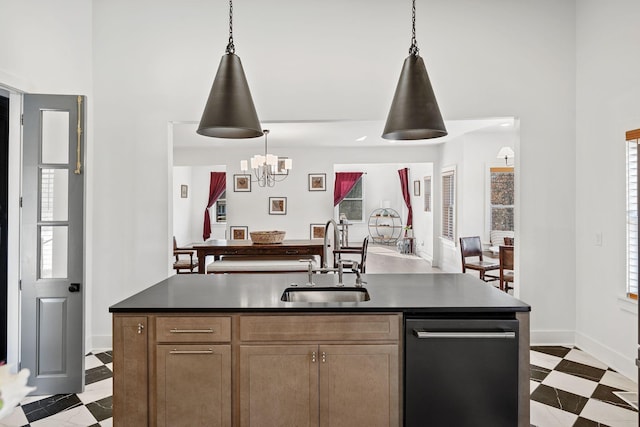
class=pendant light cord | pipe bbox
[409,0,419,56]
[226,0,236,54]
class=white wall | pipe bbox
[176,146,440,244]
[575,0,640,378]
[0,0,93,363]
[11,0,636,376]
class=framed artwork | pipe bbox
[269,197,287,215]
[234,174,251,192]
[310,223,325,239]
[424,176,432,212]
[275,157,290,175]
[229,226,248,240]
[180,185,188,198]
[413,180,421,196]
[308,173,326,191]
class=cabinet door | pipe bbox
[240,345,319,427]
[113,316,148,427]
[319,344,399,427]
[156,344,231,427]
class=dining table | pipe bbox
[192,239,326,274]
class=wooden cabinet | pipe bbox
[319,344,398,427]
[112,313,401,427]
[156,344,231,427]
[155,316,232,427]
[239,345,319,426]
[238,314,401,427]
[113,316,148,427]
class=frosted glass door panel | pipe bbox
[40,226,68,279]
[41,110,69,164]
[40,169,68,221]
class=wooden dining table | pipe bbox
[192,239,326,274]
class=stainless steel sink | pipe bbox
[281,287,371,303]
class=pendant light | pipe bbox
[382,0,447,140]
[197,0,262,139]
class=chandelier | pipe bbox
[240,130,292,187]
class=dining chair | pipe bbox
[459,236,499,282]
[333,236,369,273]
[499,245,515,292]
[173,236,198,274]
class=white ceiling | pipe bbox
[172,117,515,149]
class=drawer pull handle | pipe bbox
[414,331,515,339]
[286,250,299,254]
[170,328,214,334]
[169,349,213,355]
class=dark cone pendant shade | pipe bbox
[197,53,263,138]
[382,55,447,140]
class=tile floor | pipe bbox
[0,346,636,426]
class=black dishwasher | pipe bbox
[404,317,519,427]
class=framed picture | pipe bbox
[413,180,420,196]
[269,197,287,215]
[234,174,251,192]
[424,176,432,212]
[180,185,188,198]
[275,157,290,175]
[310,223,326,239]
[308,173,326,191]
[229,226,248,240]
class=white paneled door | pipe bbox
[21,94,85,394]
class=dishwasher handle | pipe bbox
[413,330,516,339]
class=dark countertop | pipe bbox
[109,273,530,314]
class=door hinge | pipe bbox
[18,279,22,291]
[20,114,23,125]
[19,197,22,208]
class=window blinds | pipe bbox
[627,133,639,298]
[442,170,455,241]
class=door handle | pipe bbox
[68,283,81,293]
[413,330,516,339]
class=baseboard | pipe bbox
[91,335,113,353]
[575,331,637,381]
[530,329,575,346]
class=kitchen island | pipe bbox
[110,273,530,426]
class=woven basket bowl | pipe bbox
[250,230,286,244]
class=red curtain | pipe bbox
[203,172,226,241]
[334,172,363,206]
[398,168,413,230]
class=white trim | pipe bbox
[6,91,22,371]
[91,335,112,351]
[530,329,575,346]
[575,331,637,381]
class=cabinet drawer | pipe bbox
[156,316,231,342]
[240,314,400,342]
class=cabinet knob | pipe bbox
[137,323,145,334]
[311,351,316,363]
[322,352,326,363]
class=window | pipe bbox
[627,129,640,299]
[441,167,456,241]
[215,190,226,223]
[490,167,514,231]
[338,177,364,221]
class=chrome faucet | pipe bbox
[323,219,341,269]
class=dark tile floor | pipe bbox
[0,346,636,426]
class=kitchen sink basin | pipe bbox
[281,287,371,303]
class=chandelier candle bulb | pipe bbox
[239,129,292,187]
